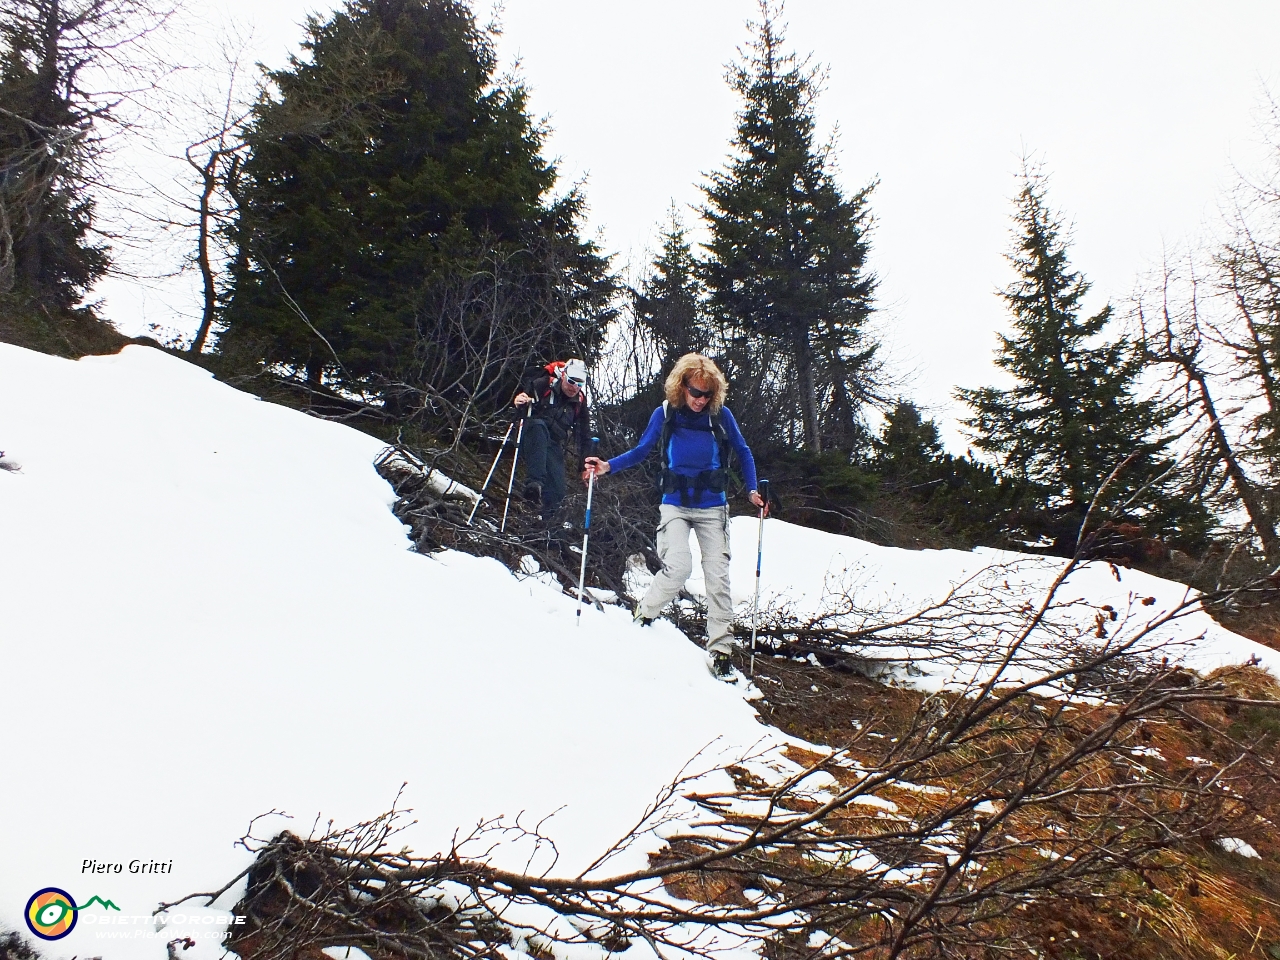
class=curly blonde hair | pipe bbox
[664,353,727,412]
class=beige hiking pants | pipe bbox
[637,503,734,656]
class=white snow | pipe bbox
[2,343,1276,958]
[0,345,787,959]
[1217,837,1262,859]
[700,516,1279,691]
[322,948,374,960]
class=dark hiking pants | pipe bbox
[521,418,566,516]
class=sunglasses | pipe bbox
[685,383,712,399]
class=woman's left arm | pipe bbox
[721,407,759,495]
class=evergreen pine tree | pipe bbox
[614,209,711,439]
[869,401,1013,544]
[634,208,708,373]
[700,1,878,456]
[222,0,613,408]
[0,0,112,309]
[958,169,1208,550]
[874,402,945,490]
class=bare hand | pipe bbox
[513,392,533,407]
[582,456,610,483]
[749,489,765,509]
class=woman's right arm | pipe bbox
[588,407,665,477]
[514,370,550,407]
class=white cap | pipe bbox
[563,358,587,385]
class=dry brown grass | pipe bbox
[737,654,1280,960]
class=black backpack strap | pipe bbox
[657,401,679,501]
[710,410,731,487]
[710,410,728,448]
[659,401,675,462]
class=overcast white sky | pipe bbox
[98,1,1280,447]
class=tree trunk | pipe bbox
[793,329,821,451]
[189,152,219,354]
[1190,364,1280,557]
[16,0,61,298]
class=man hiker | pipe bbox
[513,358,592,520]
[583,353,762,679]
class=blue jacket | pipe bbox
[607,404,758,509]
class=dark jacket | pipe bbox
[520,368,591,457]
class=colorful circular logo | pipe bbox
[25,888,78,940]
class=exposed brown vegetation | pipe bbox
[170,567,1280,960]
[745,655,1280,960]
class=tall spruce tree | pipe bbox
[701,1,878,456]
[221,0,613,411]
[0,0,120,309]
[959,170,1208,550]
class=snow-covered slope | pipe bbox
[709,519,1280,690]
[2,344,1275,958]
[0,345,779,958]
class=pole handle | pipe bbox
[583,438,600,523]
[758,478,770,513]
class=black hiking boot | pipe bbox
[711,653,735,681]
[522,480,543,504]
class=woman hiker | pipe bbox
[583,353,762,679]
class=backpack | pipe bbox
[543,360,567,384]
[658,401,732,505]
[537,361,587,409]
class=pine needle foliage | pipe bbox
[0,0,120,309]
[869,401,1015,545]
[959,168,1210,551]
[221,0,614,414]
[634,208,709,375]
[700,1,879,457]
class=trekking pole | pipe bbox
[500,405,530,534]
[576,438,600,626]
[749,479,770,679]
[466,420,516,526]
